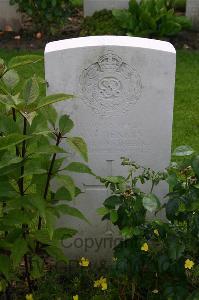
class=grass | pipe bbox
[0,49,199,152]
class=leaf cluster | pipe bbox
[9,0,79,36]
[112,0,192,38]
[99,151,199,299]
[0,55,93,293]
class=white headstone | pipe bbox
[84,0,129,16]
[45,36,176,262]
[186,0,199,30]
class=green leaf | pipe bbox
[0,255,11,280]
[192,155,199,178]
[27,196,46,218]
[56,204,89,223]
[53,227,77,240]
[110,210,118,223]
[142,193,160,212]
[23,76,39,104]
[103,195,121,209]
[8,55,43,69]
[45,246,68,263]
[67,136,88,162]
[168,239,185,261]
[96,207,109,216]
[59,114,74,134]
[4,210,34,225]
[11,238,28,268]
[64,162,93,175]
[56,175,76,198]
[54,186,81,201]
[121,227,134,238]
[0,58,6,76]
[30,255,44,279]
[2,69,19,89]
[0,133,30,150]
[36,93,73,110]
[20,167,47,178]
[101,176,125,184]
[34,229,52,245]
[45,209,57,239]
[173,145,194,157]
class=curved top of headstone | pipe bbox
[45,36,176,54]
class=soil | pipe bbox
[0,9,199,51]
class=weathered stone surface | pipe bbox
[186,0,199,30]
[45,36,176,261]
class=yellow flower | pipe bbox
[185,259,194,270]
[141,242,149,252]
[101,281,107,291]
[94,277,107,290]
[79,257,89,267]
[154,229,159,236]
[152,289,159,294]
[73,295,78,300]
[25,294,33,300]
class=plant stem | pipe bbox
[18,117,32,292]
[36,132,61,249]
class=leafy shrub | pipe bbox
[98,150,199,299]
[112,0,191,38]
[0,55,93,295]
[80,10,125,37]
[172,0,186,11]
[9,0,79,35]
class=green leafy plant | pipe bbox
[9,0,79,36]
[0,55,93,296]
[112,0,191,38]
[80,10,125,37]
[98,154,199,299]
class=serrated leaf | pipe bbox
[59,114,74,134]
[0,133,30,150]
[67,136,88,162]
[45,246,68,263]
[36,93,73,110]
[27,196,46,218]
[56,175,76,198]
[23,76,39,104]
[56,204,89,223]
[65,162,93,175]
[2,69,19,89]
[34,229,52,245]
[8,55,43,69]
[173,145,194,157]
[142,193,160,212]
[53,227,77,240]
[11,238,28,268]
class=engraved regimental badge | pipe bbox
[80,51,142,116]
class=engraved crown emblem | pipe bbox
[98,51,122,72]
